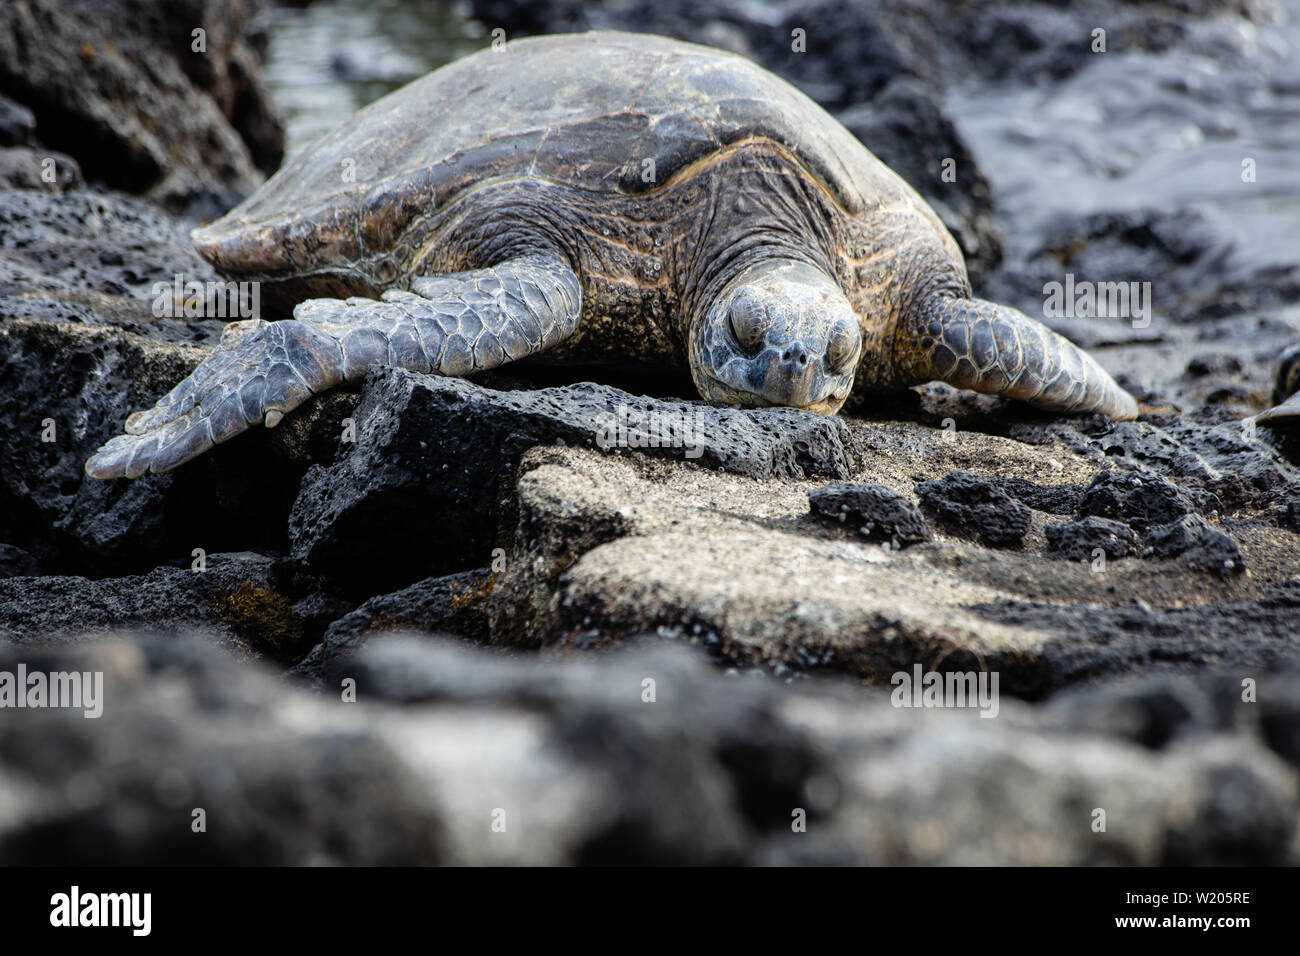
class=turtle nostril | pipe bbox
[783,346,809,367]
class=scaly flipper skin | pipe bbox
[896,295,1139,420]
[85,253,581,479]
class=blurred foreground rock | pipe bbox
[0,635,1294,865]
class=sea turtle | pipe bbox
[86,31,1138,480]
[1256,343,1300,426]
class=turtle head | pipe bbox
[690,259,861,414]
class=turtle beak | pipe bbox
[761,340,821,408]
[695,365,852,415]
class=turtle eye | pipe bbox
[825,318,860,373]
[729,294,767,351]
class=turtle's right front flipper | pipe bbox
[894,294,1139,421]
[85,253,582,479]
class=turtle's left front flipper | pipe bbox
[85,253,582,479]
[895,294,1139,421]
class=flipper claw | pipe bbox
[85,253,581,478]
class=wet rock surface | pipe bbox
[0,552,302,659]
[0,315,353,574]
[287,368,857,594]
[2,0,1299,864]
[0,189,228,339]
[0,94,36,147]
[0,146,82,193]
[306,567,498,681]
[0,0,280,209]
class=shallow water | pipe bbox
[263,0,484,160]
[945,4,1300,272]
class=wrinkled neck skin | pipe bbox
[679,146,842,328]
[840,208,970,393]
[678,146,863,412]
